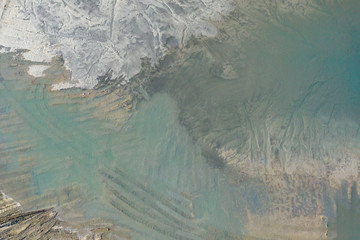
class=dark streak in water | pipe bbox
[99,168,201,238]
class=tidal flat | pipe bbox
[1,0,360,239]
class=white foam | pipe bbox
[51,81,79,91]
[27,65,51,77]
[0,190,22,213]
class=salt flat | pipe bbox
[0,0,233,89]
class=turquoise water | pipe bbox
[0,58,251,239]
[1,0,360,239]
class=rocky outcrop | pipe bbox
[0,192,109,240]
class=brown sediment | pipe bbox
[44,55,72,87]
[245,211,329,240]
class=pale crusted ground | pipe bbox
[0,0,233,89]
[0,0,321,90]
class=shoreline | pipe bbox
[0,0,359,239]
[0,0,320,90]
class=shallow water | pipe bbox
[1,0,360,239]
[0,55,249,239]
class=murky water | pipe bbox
[158,0,360,170]
[1,0,360,239]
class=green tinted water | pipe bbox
[1,0,360,239]
[0,59,250,239]
[331,184,360,240]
